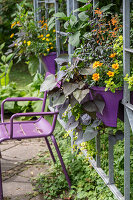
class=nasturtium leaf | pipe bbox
[40,74,57,92]
[73,89,89,103]
[63,82,78,96]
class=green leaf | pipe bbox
[48,23,55,31]
[70,15,77,27]
[1,73,9,86]
[74,3,92,12]
[77,0,88,3]
[73,89,89,103]
[101,3,114,12]
[54,12,68,20]
[40,74,57,92]
[6,54,13,62]
[1,55,6,63]
[4,102,15,110]
[78,11,89,21]
[28,56,39,76]
[17,101,29,107]
[0,43,5,51]
[69,31,80,47]
[48,16,55,26]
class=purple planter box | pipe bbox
[118,91,133,121]
[42,52,57,74]
[91,86,123,127]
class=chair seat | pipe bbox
[0,117,52,142]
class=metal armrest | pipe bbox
[1,97,43,122]
[10,111,59,138]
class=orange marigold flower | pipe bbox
[93,61,103,69]
[10,33,14,38]
[11,22,16,29]
[107,71,114,77]
[92,73,100,81]
[94,8,102,15]
[112,63,119,70]
[109,53,117,58]
[111,17,118,25]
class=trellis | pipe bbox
[33,0,132,199]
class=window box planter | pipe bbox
[90,86,123,127]
[118,91,133,121]
[41,52,57,75]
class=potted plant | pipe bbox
[8,0,56,76]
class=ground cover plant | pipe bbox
[33,121,133,200]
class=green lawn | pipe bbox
[9,62,33,89]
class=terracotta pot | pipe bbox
[91,86,123,127]
[41,52,57,75]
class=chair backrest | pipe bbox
[41,91,48,112]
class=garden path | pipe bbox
[1,138,50,200]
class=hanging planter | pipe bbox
[118,91,133,121]
[41,52,57,75]
[90,86,123,127]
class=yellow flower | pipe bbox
[24,40,26,44]
[43,53,47,56]
[10,33,14,38]
[107,71,114,77]
[119,35,123,41]
[109,53,116,58]
[46,34,50,37]
[11,22,16,29]
[92,73,100,81]
[27,41,31,46]
[42,37,46,40]
[46,38,50,41]
[50,47,53,49]
[112,63,119,70]
[93,61,103,69]
[14,43,17,46]
[47,48,50,52]
[53,29,56,33]
[49,42,52,45]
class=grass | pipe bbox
[9,61,33,89]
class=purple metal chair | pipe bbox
[0,91,71,199]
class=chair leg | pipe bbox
[45,137,56,163]
[50,135,71,189]
[0,151,3,200]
